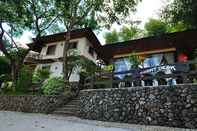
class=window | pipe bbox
[46,45,56,55]
[69,42,78,49]
[88,46,94,56]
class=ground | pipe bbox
[0,111,196,131]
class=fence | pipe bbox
[84,60,197,89]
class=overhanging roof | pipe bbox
[28,29,197,64]
[28,28,105,62]
[102,29,197,61]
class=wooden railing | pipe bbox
[84,60,197,89]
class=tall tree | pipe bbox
[0,0,27,88]
[23,0,60,37]
[144,18,167,36]
[0,0,60,88]
[54,0,141,82]
[162,0,197,29]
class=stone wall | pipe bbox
[79,84,197,129]
[0,95,70,113]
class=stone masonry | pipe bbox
[79,84,197,129]
[0,95,70,113]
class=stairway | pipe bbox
[53,94,81,117]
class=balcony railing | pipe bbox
[84,60,197,89]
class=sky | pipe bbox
[17,0,169,46]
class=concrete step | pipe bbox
[61,104,79,108]
[53,96,81,117]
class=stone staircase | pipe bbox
[53,94,81,117]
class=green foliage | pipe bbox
[120,26,142,41]
[32,68,50,83]
[0,81,13,93]
[162,0,197,29]
[129,53,142,69]
[55,0,141,30]
[0,74,11,83]
[41,77,65,95]
[104,25,142,44]
[0,0,25,36]
[104,30,119,44]
[102,65,114,72]
[22,0,61,37]
[65,50,99,80]
[80,57,99,76]
[167,21,188,33]
[16,66,32,92]
[145,19,167,36]
[0,56,10,75]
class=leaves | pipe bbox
[162,0,197,29]
[144,19,167,36]
[104,25,142,44]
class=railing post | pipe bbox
[90,75,94,89]
[182,62,190,83]
[110,71,113,88]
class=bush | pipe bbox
[0,81,13,94]
[41,77,65,95]
[16,66,32,92]
[32,68,50,83]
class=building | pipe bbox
[102,29,197,66]
[26,28,103,82]
[26,28,197,83]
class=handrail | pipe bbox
[84,60,197,89]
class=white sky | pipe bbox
[17,0,169,46]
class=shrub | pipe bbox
[16,66,32,92]
[32,68,50,83]
[41,77,65,95]
[0,81,13,94]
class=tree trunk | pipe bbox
[11,61,17,90]
[63,29,71,83]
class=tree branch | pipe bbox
[4,30,19,51]
[40,15,59,34]
[0,22,12,60]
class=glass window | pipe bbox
[114,58,131,79]
[69,42,78,49]
[46,45,56,55]
[88,46,94,56]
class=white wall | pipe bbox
[38,37,98,82]
[40,37,98,63]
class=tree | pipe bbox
[119,25,142,41]
[54,0,141,82]
[23,0,60,37]
[162,0,197,29]
[0,0,28,88]
[144,19,167,36]
[0,56,10,75]
[0,0,60,88]
[167,21,188,33]
[104,25,142,44]
[104,29,119,44]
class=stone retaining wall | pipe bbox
[0,95,69,113]
[79,84,197,129]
